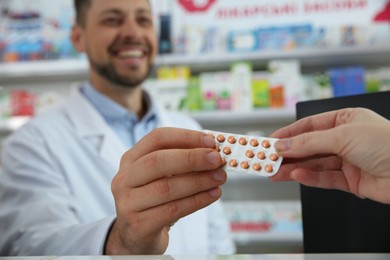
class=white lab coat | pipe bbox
[0,84,235,256]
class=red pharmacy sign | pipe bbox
[178,0,216,13]
[374,1,390,22]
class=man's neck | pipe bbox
[89,76,145,118]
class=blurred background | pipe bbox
[0,0,389,254]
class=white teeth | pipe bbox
[118,50,143,58]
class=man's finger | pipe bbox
[135,188,222,235]
[130,169,227,211]
[290,168,349,193]
[271,155,341,182]
[271,110,345,139]
[274,128,343,158]
[125,148,224,187]
[121,128,216,165]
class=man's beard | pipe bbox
[90,59,153,88]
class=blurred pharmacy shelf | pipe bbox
[234,232,303,245]
[0,59,89,80]
[188,108,295,126]
[0,109,295,133]
[158,45,390,71]
[1,46,390,80]
[224,200,302,246]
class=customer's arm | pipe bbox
[270,107,390,204]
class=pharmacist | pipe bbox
[0,0,235,256]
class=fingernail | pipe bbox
[207,150,221,166]
[213,170,226,181]
[209,188,220,197]
[275,139,290,153]
[202,134,216,148]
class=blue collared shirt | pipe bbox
[80,82,158,148]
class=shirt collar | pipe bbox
[80,81,157,124]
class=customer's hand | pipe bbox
[270,108,390,205]
[105,127,226,255]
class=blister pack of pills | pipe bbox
[205,130,283,177]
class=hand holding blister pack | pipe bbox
[204,130,283,177]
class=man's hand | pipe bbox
[270,108,390,204]
[105,127,226,255]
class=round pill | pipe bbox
[250,139,259,147]
[227,136,236,144]
[223,147,232,155]
[245,150,255,158]
[238,137,247,146]
[257,151,266,160]
[229,159,238,167]
[216,134,225,143]
[269,153,279,161]
[252,163,261,171]
[240,161,249,169]
[265,164,273,173]
[262,140,271,148]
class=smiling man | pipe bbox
[0,0,235,256]
[72,0,158,117]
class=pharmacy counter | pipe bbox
[1,255,390,260]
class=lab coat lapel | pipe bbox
[168,208,208,253]
[64,84,127,168]
[183,211,208,252]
